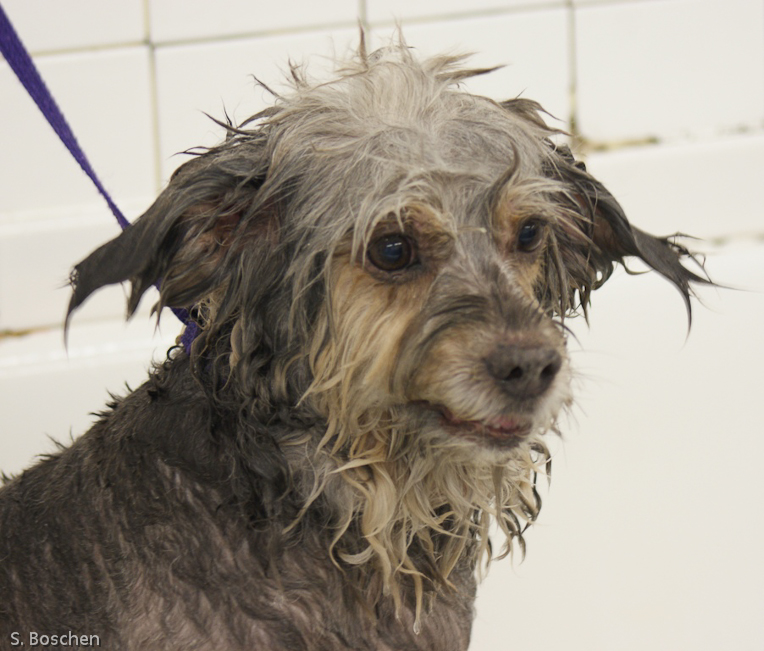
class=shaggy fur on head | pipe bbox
[1,38,708,650]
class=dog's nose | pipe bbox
[485,344,562,398]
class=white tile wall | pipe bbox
[0,47,157,220]
[1,0,144,53]
[366,0,557,25]
[371,8,571,125]
[155,29,359,182]
[585,134,764,240]
[149,0,358,44]
[0,211,137,330]
[0,318,180,476]
[2,1,763,649]
[576,0,764,143]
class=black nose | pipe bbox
[485,344,562,399]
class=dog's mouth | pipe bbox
[417,402,533,448]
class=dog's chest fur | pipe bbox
[0,356,474,650]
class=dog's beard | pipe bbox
[296,357,562,625]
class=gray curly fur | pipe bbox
[0,38,709,651]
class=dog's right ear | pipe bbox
[542,142,711,320]
[67,135,275,327]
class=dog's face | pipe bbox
[310,165,572,455]
[279,85,577,456]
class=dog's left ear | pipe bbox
[544,142,711,318]
[67,135,275,325]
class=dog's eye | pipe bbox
[517,221,544,253]
[367,234,417,272]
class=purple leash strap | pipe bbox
[0,3,198,350]
[0,3,129,230]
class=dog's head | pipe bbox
[67,41,708,605]
[68,43,704,446]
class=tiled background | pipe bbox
[1,1,762,649]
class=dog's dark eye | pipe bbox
[367,234,417,272]
[517,221,544,253]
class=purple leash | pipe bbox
[0,4,130,230]
[0,3,198,350]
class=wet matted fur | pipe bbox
[0,39,709,650]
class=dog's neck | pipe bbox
[157,348,541,624]
[274,405,546,623]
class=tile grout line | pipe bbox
[17,3,564,59]
[566,0,580,148]
[358,0,368,31]
[20,22,360,58]
[144,0,164,196]
[364,1,563,28]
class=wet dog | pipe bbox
[0,41,708,650]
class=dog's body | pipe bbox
[1,355,475,650]
[0,42,706,650]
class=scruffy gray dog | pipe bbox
[1,40,707,650]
